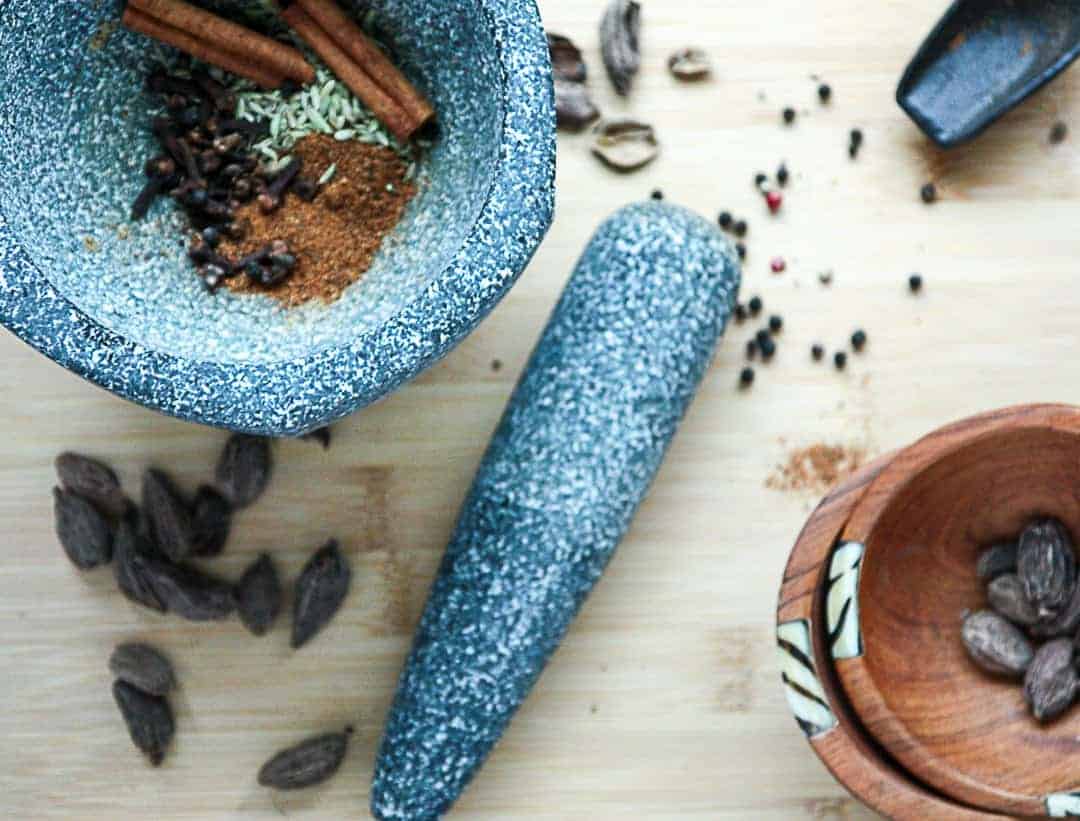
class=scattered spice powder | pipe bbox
[219,133,416,306]
[767,443,866,494]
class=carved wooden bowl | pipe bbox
[777,453,1007,820]
[832,404,1080,817]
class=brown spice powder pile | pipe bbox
[766,443,866,494]
[220,134,416,306]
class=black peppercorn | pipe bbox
[748,296,763,316]
[754,172,767,189]
[776,164,789,187]
[920,182,937,204]
[851,329,867,351]
[755,328,772,346]
[734,303,747,322]
[909,273,923,293]
[651,189,664,201]
[818,83,831,103]
[746,339,758,358]
[718,211,733,229]
[760,337,776,359]
[1050,121,1068,144]
[739,367,755,388]
[848,128,863,159]
[735,242,747,260]
[834,351,847,370]
[782,107,796,125]
[201,226,221,248]
[769,315,783,333]
[811,344,825,361]
[733,220,748,238]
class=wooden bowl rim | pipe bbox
[836,403,1080,816]
[777,454,1004,820]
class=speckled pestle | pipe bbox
[370,201,740,820]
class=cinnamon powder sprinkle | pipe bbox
[220,133,416,306]
[766,443,866,494]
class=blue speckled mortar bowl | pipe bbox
[0,0,554,435]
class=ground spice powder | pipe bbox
[766,443,866,494]
[220,134,416,306]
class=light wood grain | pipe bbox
[3,0,1080,817]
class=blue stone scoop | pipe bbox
[370,202,740,819]
[897,0,1080,147]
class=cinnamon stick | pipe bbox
[295,0,434,129]
[128,0,315,85]
[122,7,286,90]
[280,4,416,142]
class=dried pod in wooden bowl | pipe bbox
[600,0,641,96]
[1017,518,1075,618]
[667,48,711,81]
[1024,638,1078,722]
[1032,580,1080,638]
[591,119,658,172]
[987,574,1040,626]
[961,610,1033,677]
[976,541,1017,581]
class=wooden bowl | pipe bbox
[777,453,1006,820]
[834,404,1080,817]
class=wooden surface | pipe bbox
[4,0,1080,818]
[841,405,1080,816]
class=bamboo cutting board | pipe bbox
[3,0,1080,818]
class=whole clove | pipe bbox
[258,158,303,214]
[600,0,641,96]
[131,176,171,221]
[191,69,236,114]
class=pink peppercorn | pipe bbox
[765,190,783,214]
[770,257,786,274]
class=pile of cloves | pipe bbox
[963,517,1080,723]
[135,66,316,291]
